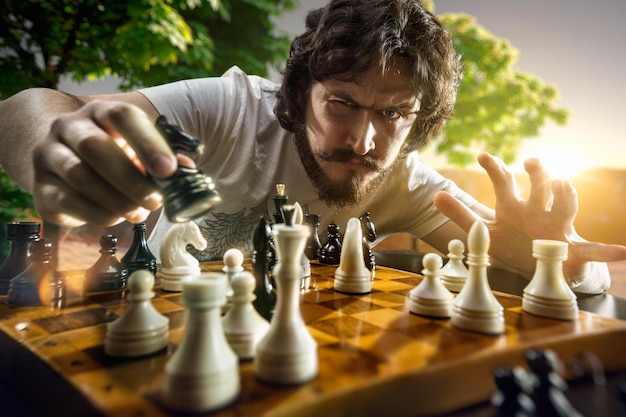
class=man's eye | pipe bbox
[382,109,402,119]
[330,99,355,107]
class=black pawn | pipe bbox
[0,221,40,295]
[359,212,377,271]
[252,216,276,321]
[526,349,585,417]
[121,222,157,276]
[304,213,322,260]
[83,235,129,295]
[8,237,64,306]
[491,366,536,417]
[318,223,342,265]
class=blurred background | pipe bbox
[2,0,626,292]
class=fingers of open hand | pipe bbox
[477,152,520,205]
[569,241,626,264]
[525,158,553,212]
[551,178,578,220]
[433,191,481,232]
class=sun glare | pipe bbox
[524,146,591,179]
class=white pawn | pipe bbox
[255,219,317,385]
[334,217,372,294]
[105,270,169,357]
[523,239,578,320]
[451,220,505,335]
[440,239,469,292]
[222,248,244,309]
[160,221,207,292]
[222,271,270,360]
[162,272,240,413]
[408,253,454,318]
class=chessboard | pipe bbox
[1,261,626,417]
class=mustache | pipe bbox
[317,149,382,170]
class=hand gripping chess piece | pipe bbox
[408,253,454,318]
[255,205,318,385]
[162,273,240,413]
[83,234,128,296]
[450,220,505,335]
[159,221,208,292]
[522,240,578,320]
[334,218,372,294]
[440,239,469,292]
[222,270,270,360]
[152,115,221,222]
[105,270,169,357]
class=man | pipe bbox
[0,0,624,294]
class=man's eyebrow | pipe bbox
[325,88,419,111]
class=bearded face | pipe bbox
[296,60,420,208]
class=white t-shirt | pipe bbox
[140,67,476,261]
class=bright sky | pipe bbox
[60,0,626,172]
[429,0,626,172]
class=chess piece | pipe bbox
[0,221,40,295]
[408,252,454,318]
[523,239,578,320]
[318,223,342,265]
[255,218,318,385]
[83,234,129,295]
[8,237,64,306]
[252,216,276,321]
[121,222,157,276]
[222,247,244,312]
[222,247,244,286]
[334,218,372,294]
[159,221,207,292]
[304,213,322,260]
[440,239,469,292]
[293,202,311,289]
[359,212,377,271]
[104,270,169,357]
[450,220,505,335]
[162,272,240,413]
[491,366,536,417]
[272,183,289,223]
[153,115,221,223]
[222,271,270,360]
[525,349,585,417]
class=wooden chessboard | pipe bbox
[1,261,626,417]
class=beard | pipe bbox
[292,124,394,209]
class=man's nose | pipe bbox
[348,114,376,155]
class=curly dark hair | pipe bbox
[274,0,462,153]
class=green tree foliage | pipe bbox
[0,0,295,96]
[435,13,569,166]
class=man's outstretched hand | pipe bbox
[433,152,626,292]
